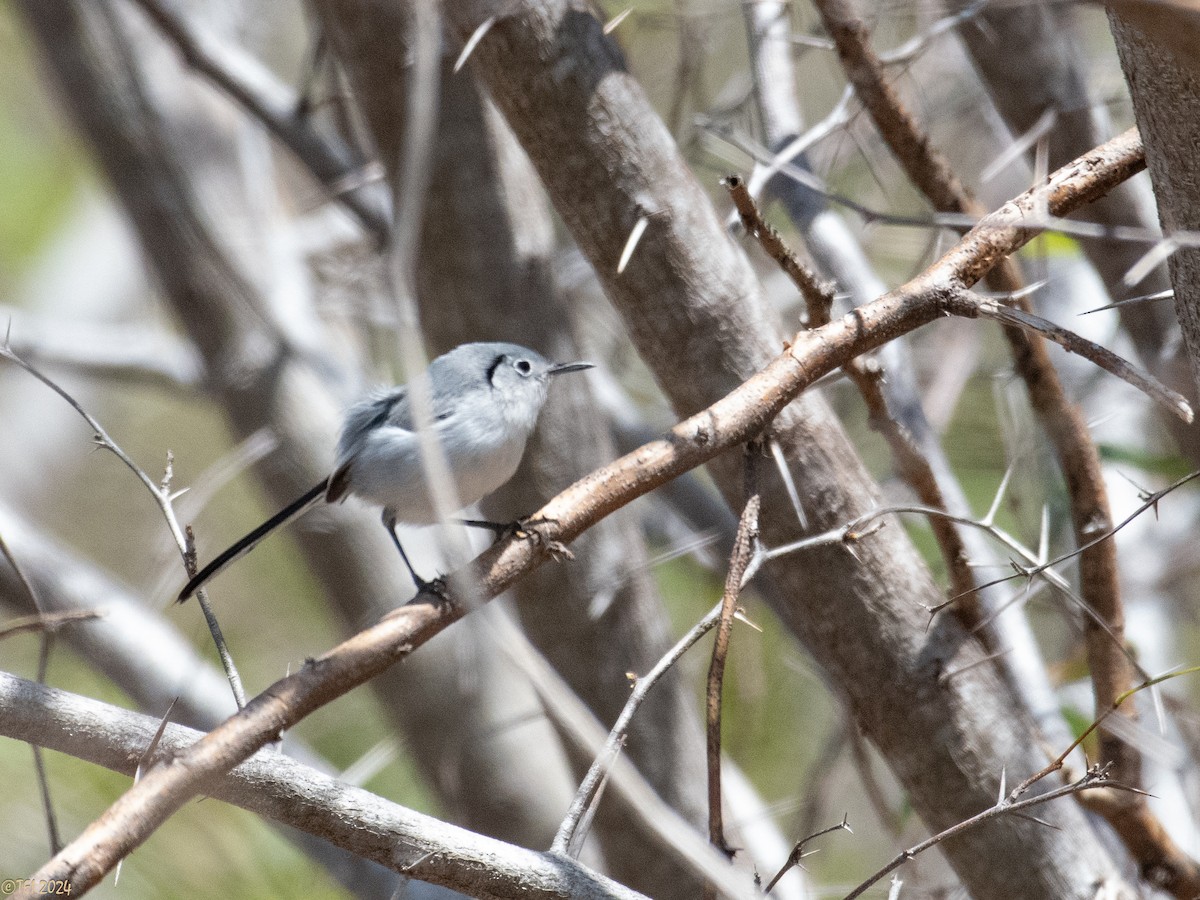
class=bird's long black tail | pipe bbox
[177,479,328,602]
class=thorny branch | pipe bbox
[842,666,1200,899]
[751,466,1199,666]
[722,175,1189,617]
[725,174,834,326]
[811,0,1162,868]
[842,764,1128,900]
[763,814,852,894]
[17,127,1155,898]
[927,470,1200,618]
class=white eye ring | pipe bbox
[514,359,533,376]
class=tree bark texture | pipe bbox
[1108,11,1200,406]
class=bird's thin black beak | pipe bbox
[547,361,594,376]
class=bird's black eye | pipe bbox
[513,358,533,376]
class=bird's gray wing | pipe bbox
[326,380,465,503]
[327,387,411,502]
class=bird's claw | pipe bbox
[414,575,449,602]
[513,518,573,561]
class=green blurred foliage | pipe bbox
[0,11,90,295]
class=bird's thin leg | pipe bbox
[381,511,445,596]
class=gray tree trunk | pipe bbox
[1108,12,1200,405]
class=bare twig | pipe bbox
[1005,668,1200,898]
[492,610,761,896]
[764,814,852,894]
[876,0,988,66]
[961,293,1191,422]
[724,175,834,325]
[705,448,761,862]
[0,530,46,618]
[0,609,105,640]
[926,470,1200,616]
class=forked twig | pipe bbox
[764,814,852,894]
[843,765,1125,900]
[553,604,725,856]
[845,666,1200,899]
[0,609,105,640]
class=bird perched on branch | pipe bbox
[178,342,593,601]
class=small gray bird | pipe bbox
[178,342,592,601]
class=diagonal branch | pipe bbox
[0,340,247,708]
[126,0,390,239]
[843,765,1130,900]
[949,290,1192,421]
[0,672,646,900]
[551,605,723,860]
